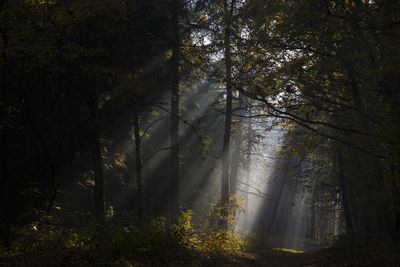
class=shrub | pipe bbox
[3,199,246,265]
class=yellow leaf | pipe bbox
[333,72,344,77]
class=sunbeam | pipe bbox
[4,0,399,265]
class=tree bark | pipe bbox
[133,105,143,219]
[309,191,316,239]
[337,149,354,234]
[230,92,245,195]
[0,10,11,249]
[91,99,105,222]
[243,101,252,229]
[169,0,180,214]
[220,0,234,229]
[128,0,144,220]
[267,177,286,234]
[0,110,10,251]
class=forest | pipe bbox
[0,0,399,266]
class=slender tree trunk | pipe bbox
[337,149,354,234]
[220,0,234,229]
[318,204,323,241]
[128,0,144,219]
[229,138,240,196]
[267,178,286,234]
[330,202,335,234]
[310,195,316,239]
[0,9,11,249]
[133,105,143,219]
[0,116,10,250]
[230,92,245,195]
[243,103,252,229]
[243,147,251,229]
[25,106,57,218]
[91,99,105,222]
[0,0,5,13]
[169,0,180,213]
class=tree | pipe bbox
[169,0,180,214]
[238,0,400,242]
[0,0,11,250]
[219,0,235,229]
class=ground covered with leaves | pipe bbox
[1,245,400,266]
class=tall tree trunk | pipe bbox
[267,177,286,234]
[25,105,57,219]
[220,0,234,229]
[230,92,245,195]
[133,105,143,220]
[169,0,180,213]
[0,133,10,251]
[309,190,316,240]
[91,98,105,222]
[337,149,354,234]
[243,102,252,229]
[229,138,240,196]
[0,7,11,249]
[169,0,179,213]
[0,108,10,250]
[128,0,143,219]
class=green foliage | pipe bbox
[187,229,243,256]
[183,197,244,256]
[1,209,246,265]
[323,233,337,248]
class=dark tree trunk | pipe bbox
[243,141,251,228]
[91,100,105,222]
[128,0,143,219]
[0,0,5,13]
[230,92,245,195]
[0,119,10,250]
[310,195,316,239]
[0,12,11,249]
[229,139,240,196]
[169,0,180,214]
[133,105,143,219]
[243,103,252,229]
[220,0,234,229]
[337,149,354,234]
[267,178,286,234]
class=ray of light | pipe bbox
[235,122,284,235]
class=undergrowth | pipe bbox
[0,203,245,266]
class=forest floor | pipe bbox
[1,247,400,266]
[213,248,400,267]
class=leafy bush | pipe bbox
[180,196,245,257]
[186,229,243,256]
[2,199,246,265]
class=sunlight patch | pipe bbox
[274,248,304,254]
